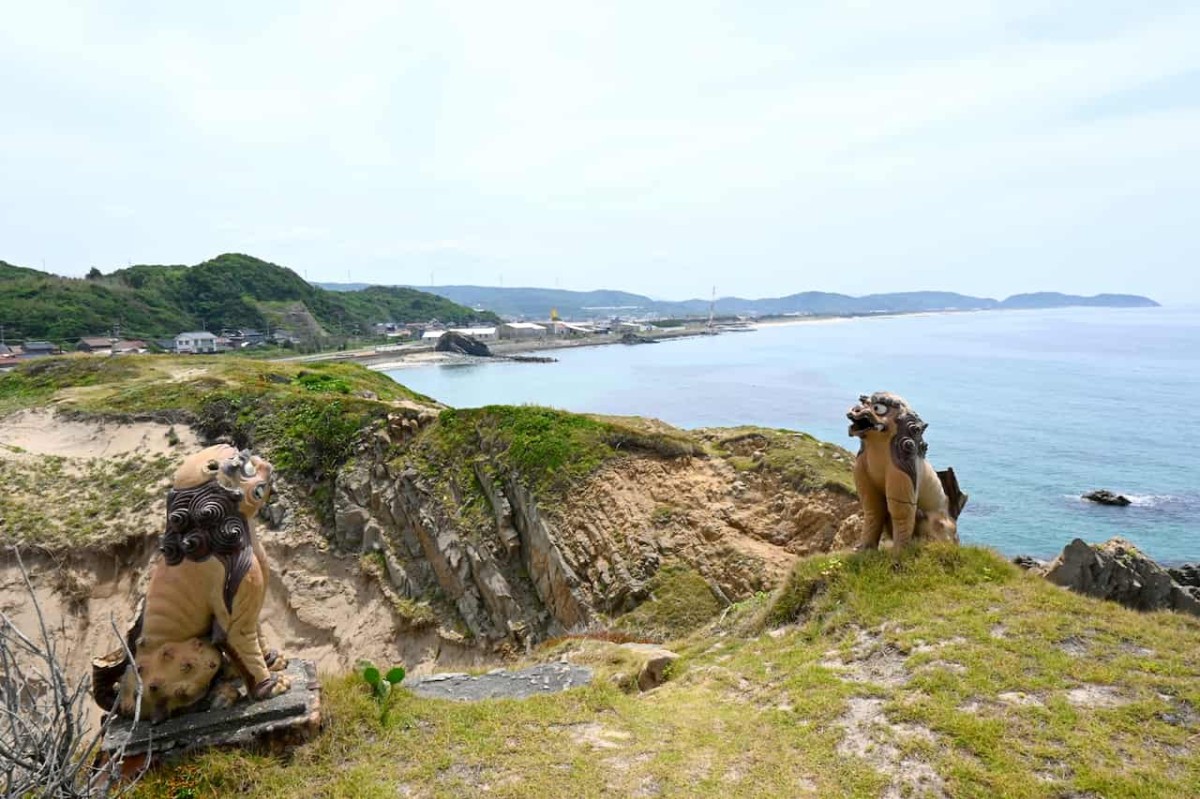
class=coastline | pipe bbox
[286,305,1130,372]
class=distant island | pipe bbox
[318,283,1159,321]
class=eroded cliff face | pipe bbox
[334,456,590,648]
[332,417,861,651]
[1,401,861,687]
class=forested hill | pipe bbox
[319,282,1160,320]
[0,254,497,343]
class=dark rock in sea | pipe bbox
[620,332,658,345]
[1043,537,1200,616]
[1081,489,1131,507]
[434,331,491,357]
[1011,555,1046,572]
[1168,564,1200,589]
[507,355,558,363]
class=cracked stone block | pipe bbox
[102,659,321,760]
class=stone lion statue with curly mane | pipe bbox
[847,392,967,551]
[92,445,289,721]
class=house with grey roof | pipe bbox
[21,341,58,358]
[174,331,218,354]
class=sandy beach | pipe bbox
[284,309,986,372]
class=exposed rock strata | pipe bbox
[333,427,860,649]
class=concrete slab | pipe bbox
[102,659,321,759]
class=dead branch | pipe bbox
[0,547,146,797]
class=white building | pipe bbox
[174,331,218,354]
[548,321,594,337]
[449,326,498,341]
[499,322,547,340]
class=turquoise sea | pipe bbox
[386,307,1200,563]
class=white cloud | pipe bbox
[0,1,1196,299]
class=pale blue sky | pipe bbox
[2,1,1197,302]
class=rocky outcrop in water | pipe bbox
[1043,537,1200,616]
[1081,490,1131,507]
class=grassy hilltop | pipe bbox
[0,253,498,343]
[136,545,1200,798]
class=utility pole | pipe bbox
[1,323,5,346]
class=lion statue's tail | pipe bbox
[92,608,143,711]
[937,468,968,520]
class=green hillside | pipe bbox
[0,253,498,344]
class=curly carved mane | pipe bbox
[160,481,252,614]
[889,408,929,489]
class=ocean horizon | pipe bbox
[385,306,1200,564]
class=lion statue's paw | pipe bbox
[252,673,292,700]
[208,679,241,709]
[264,648,288,672]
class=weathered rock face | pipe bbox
[1043,538,1200,616]
[1168,564,1200,589]
[334,453,585,647]
[332,428,861,650]
[434,331,491,357]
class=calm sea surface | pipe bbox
[386,307,1200,562]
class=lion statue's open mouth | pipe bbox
[847,402,883,435]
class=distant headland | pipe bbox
[318,283,1160,321]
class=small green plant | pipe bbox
[359,660,406,724]
[650,505,675,526]
[293,371,353,394]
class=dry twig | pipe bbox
[0,547,146,797]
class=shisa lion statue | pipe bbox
[93,445,289,721]
[846,392,967,550]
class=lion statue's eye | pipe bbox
[873,403,890,416]
[242,461,256,478]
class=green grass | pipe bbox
[133,545,1200,797]
[0,452,175,548]
[615,563,725,641]
[412,406,701,507]
[704,426,856,494]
